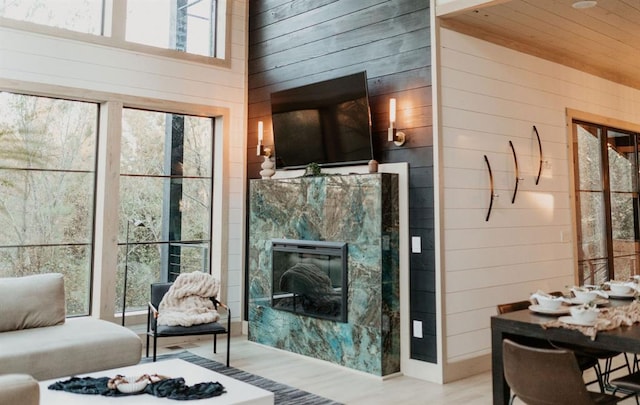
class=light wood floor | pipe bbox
[154,336,638,404]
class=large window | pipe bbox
[0,92,98,316]
[573,120,640,285]
[0,0,226,59]
[117,108,214,317]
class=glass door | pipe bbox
[573,121,640,285]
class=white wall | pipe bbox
[439,28,640,367]
[0,0,248,324]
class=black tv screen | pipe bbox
[271,71,373,170]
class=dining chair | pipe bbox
[146,282,231,366]
[496,299,602,391]
[609,358,640,404]
[563,290,631,392]
[502,338,621,405]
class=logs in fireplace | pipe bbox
[271,239,348,322]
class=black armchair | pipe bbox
[146,282,230,366]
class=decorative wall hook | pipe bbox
[509,140,520,204]
[484,155,495,222]
[533,125,543,185]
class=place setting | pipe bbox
[604,280,639,300]
[557,304,609,328]
[567,286,610,306]
[528,291,572,315]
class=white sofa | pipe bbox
[0,273,142,402]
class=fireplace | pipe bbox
[271,239,348,322]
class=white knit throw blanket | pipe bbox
[157,272,221,327]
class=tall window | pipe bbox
[117,108,214,316]
[573,120,640,285]
[0,92,98,315]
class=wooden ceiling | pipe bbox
[437,0,640,91]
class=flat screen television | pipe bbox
[271,71,373,170]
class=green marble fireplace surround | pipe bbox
[248,173,400,376]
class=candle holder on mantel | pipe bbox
[259,147,275,179]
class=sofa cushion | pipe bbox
[0,273,65,332]
[0,374,39,405]
[0,317,142,380]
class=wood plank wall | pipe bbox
[246,0,436,362]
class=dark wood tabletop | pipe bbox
[491,299,640,405]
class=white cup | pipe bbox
[570,305,598,323]
[572,288,599,304]
[608,282,633,295]
[535,295,563,310]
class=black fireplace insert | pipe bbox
[271,239,348,322]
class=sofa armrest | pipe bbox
[0,374,39,405]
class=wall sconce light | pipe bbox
[257,120,272,157]
[388,98,406,146]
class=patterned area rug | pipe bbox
[141,351,343,405]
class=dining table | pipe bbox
[491,298,640,405]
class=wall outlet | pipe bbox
[411,236,421,253]
[413,320,423,338]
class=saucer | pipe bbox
[528,305,570,315]
[608,291,637,300]
[558,316,598,327]
[569,298,608,306]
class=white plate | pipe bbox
[569,298,609,306]
[528,305,570,315]
[608,291,637,299]
[558,316,598,327]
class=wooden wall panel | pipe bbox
[246,0,436,363]
[440,27,640,363]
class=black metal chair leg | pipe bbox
[214,334,217,353]
[153,334,157,362]
[594,361,605,393]
[146,334,150,358]
[226,307,231,367]
[226,332,230,367]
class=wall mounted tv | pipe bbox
[271,71,373,170]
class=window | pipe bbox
[0,0,103,34]
[573,120,640,285]
[126,0,222,57]
[1,0,226,59]
[0,92,98,315]
[117,108,214,316]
